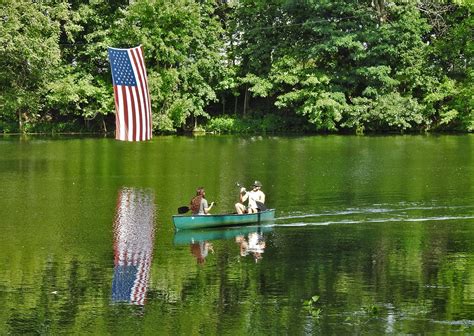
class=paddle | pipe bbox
[256,201,267,211]
[177,206,190,214]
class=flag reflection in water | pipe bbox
[112,187,156,305]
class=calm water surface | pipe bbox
[0,134,473,335]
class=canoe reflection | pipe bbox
[112,187,156,305]
[174,225,272,263]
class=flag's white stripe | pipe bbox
[133,47,151,140]
[135,49,148,140]
[117,86,126,141]
[125,87,133,141]
[138,51,149,140]
[114,88,121,140]
[132,86,141,141]
[131,47,150,140]
[142,57,152,139]
[133,47,146,141]
[139,49,151,140]
[130,48,143,141]
[139,47,152,140]
[129,49,145,141]
[131,254,150,305]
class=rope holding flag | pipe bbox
[108,46,152,141]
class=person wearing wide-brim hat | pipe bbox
[235,180,265,214]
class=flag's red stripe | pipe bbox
[130,49,145,140]
[131,48,149,140]
[129,86,137,141]
[137,47,152,139]
[131,255,150,304]
[135,48,147,141]
[139,46,152,139]
[135,87,144,141]
[134,47,148,140]
[121,86,129,141]
[113,86,121,140]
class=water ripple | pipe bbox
[273,216,474,227]
[277,205,474,221]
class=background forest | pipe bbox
[0,0,472,134]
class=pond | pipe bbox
[0,134,473,334]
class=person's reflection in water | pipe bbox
[190,241,214,265]
[112,187,156,305]
[236,231,266,262]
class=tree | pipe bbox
[44,0,128,133]
[421,0,474,130]
[0,0,65,132]
[110,0,225,131]
[227,0,472,133]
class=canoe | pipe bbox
[173,225,273,245]
[172,209,275,230]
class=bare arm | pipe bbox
[240,188,249,203]
[204,201,214,214]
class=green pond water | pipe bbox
[0,134,473,335]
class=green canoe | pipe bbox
[172,209,275,230]
[173,225,273,245]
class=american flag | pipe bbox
[108,46,152,141]
[112,188,156,305]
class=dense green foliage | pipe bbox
[0,0,472,133]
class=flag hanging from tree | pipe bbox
[108,46,152,141]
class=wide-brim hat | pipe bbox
[252,180,262,187]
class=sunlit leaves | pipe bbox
[343,92,424,132]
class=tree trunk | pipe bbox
[234,95,238,115]
[372,0,386,22]
[243,85,249,117]
[18,110,23,133]
[222,95,226,115]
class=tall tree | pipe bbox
[0,0,66,132]
[420,0,473,130]
[228,0,472,132]
[44,0,128,133]
[110,0,225,131]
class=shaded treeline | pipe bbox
[0,0,472,134]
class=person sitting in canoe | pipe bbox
[235,181,265,214]
[190,187,214,215]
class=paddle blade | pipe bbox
[177,206,190,214]
[256,201,267,211]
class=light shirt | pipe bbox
[247,190,265,209]
[198,198,208,215]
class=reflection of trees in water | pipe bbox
[112,187,156,305]
[6,258,108,335]
[3,219,474,334]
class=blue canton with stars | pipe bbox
[108,48,137,86]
